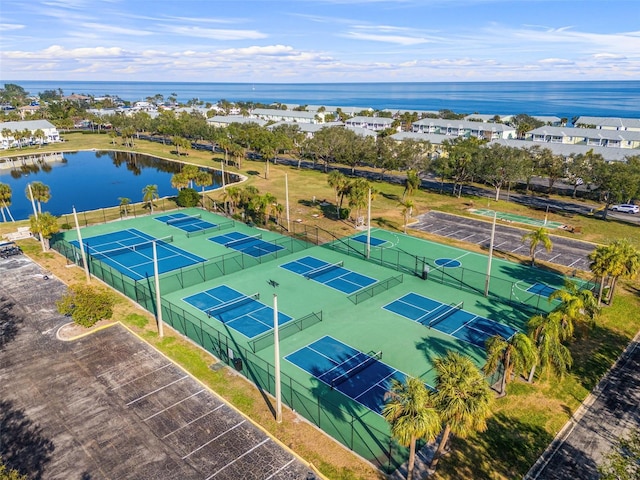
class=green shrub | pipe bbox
[56,284,116,328]
[176,188,200,207]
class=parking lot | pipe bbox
[410,211,597,272]
[0,255,315,479]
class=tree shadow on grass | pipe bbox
[434,411,573,479]
[0,399,55,479]
[0,296,22,351]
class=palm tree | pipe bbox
[483,333,537,396]
[400,199,414,234]
[33,128,45,147]
[327,170,348,217]
[403,169,421,200]
[430,351,493,469]
[589,240,640,305]
[229,143,245,169]
[522,227,552,266]
[142,184,159,213]
[118,197,131,217]
[527,311,573,380]
[26,181,51,213]
[0,182,14,222]
[194,171,213,207]
[549,279,600,337]
[170,172,190,191]
[382,377,441,480]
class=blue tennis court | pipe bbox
[156,212,218,233]
[351,234,387,247]
[71,228,205,281]
[384,292,517,348]
[280,256,377,294]
[183,285,293,338]
[526,282,557,298]
[209,231,285,258]
[286,336,410,415]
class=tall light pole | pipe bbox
[72,206,91,284]
[366,188,372,259]
[484,211,497,297]
[268,279,282,423]
[152,241,164,337]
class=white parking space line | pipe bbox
[182,419,246,459]
[459,233,478,241]
[143,389,205,422]
[110,363,172,390]
[265,459,296,480]
[206,438,270,479]
[512,245,526,253]
[548,253,562,262]
[162,404,226,439]
[126,375,188,405]
[431,227,449,234]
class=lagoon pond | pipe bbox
[0,150,223,220]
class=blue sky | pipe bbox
[1,0,638,82]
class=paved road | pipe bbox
[525,337,640,479]
[0,255,316,480]
[410,210,597,272]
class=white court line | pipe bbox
[110,363,172,390]
[353,370,396,402]
[126,375,188,406]
[143,389,205,422]
[206,438,270,479]
[182,420,246,459]
[162,404,226,439]
[264,459,296,480]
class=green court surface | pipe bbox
[51,209,592,473]
[471,208,565,229]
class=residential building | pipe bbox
[250,108,319,124]
[207,115,266,128]
[345,116,395,132]
[0,120,60,149]
[526,126,640,148]
[573,116,640,132]
[412,118,516,140]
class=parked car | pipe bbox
[609,204,639,214]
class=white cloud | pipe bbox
[0,23,25,31]
[161,25,267,41]
[81,22,153,37]
[343,31,431,45]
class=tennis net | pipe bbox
[425,301,464,328]
[205,292,260,318]
[186,220,234,238]
[304,261,344,279]
[225,234,262,249]
[167,214,201,226]
[331,351,382,388]
[89,235,174,259]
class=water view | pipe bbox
[0,150,225,220]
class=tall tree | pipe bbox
[25,181,51,214]
[400,199,414,234]
[382,377,441,480]
[142,184,159,213]
[589,239,640,304]
[0,182,14,222]
[402,170,421,200]
[29,212,59,251]
[118,197,131,217]
[527,311,573,380]
[483,333,537,396]
[549,279,600,336]
[521,227,552,266]
[430,351,494,469]
[327,170,349,217]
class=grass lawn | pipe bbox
[2,133,640,479]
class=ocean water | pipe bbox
[9,80,640,120]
